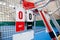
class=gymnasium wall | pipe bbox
[36,20,60,27]
[0,19,60,27]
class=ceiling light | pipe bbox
[3,2,6,5]
[11,5,15,7]
[0,12,4,14]
[0,1,6,5]
[9,4,15,8]
[0,2,2,4]
[9,5,12,7]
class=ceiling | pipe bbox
[0,0,20,12]
[0,0,19,21]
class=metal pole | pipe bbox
[55,0,60,16]
[49,14,60,34]
[34,13,36,30]
[0,32,2,40]
[38,10,58,40]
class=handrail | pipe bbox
[48,7,60,15]
[29,0,50,10]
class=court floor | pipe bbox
[0,26,59,40]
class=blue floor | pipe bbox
[0,26,59,40]
[34,31,51,40]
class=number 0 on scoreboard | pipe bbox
[16,7,25,32]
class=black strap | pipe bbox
[49,31,55,38]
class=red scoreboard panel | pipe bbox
[16,7,25,32]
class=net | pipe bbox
[0,1,16,40]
